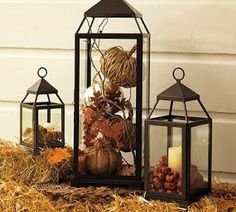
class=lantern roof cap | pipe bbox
[27,67,58,95]
[84,0,142,18]
[157,68,200,102]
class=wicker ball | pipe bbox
[100,46,137,88]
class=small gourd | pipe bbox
[83,146,122,175]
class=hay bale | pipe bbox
[0,139,236,212]
[212,177,236,198]
[189,178,236,212]
[0,181,55,211]
[0,179,235,212]
[104,195,179,212]
[34,184,142,205]
[0,139,58,184]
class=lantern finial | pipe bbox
[173,67,185,82]
[37,67,48,79]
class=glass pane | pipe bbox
[148,126,183,196]
[78,38,138,177]
[38,108,63,147]
[190,124,209,194]
[21,107,33,147]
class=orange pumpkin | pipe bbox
[84,146,122,175]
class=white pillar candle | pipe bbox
[168,146,182,175]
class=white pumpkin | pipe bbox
[83,83,102,106]
[83,82,124,107]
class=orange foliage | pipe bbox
[110,121,123,141]
[46,147,72,165]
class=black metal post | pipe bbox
[136,35,143,179]
[73,34,80,177]
[33,107,38,155]
[144,121,150,192]
[87,38,92,88]
[61,104,65,146]
[46,94,51,123]
[208,120,213,192]
[185,125,191,200]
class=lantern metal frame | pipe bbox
[144,68,212,207]
[73,0,150,188]
[20,67,65,155]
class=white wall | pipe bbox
[0,0,235,173]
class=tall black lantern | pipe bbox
[144,68,212,207]
[20,67,65,155]
[73,0,150,188]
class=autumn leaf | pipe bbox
[116,141,125,149]
[79,149,87,174]
[79,149,85,156]
[93,138,110,148]
[46,148,72,165]
[91,120,123,145]
[83,133,94,147]
[110,121,123,141]
[82,107,96,124]
[105,83,121,101]
[90,91,106,109]
[92,120,112,138]
[118,165,135,176]
[82,106,101,147]
[90,121,100,137]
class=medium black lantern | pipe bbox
[73,0,150,188]
[20,67,65,155]
[144,68,212,207]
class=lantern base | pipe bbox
[71,176,144,189]
[144,190,210,209]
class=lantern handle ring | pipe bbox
[173,67,185,82]
[37,67,48,79]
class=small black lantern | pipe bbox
[144,68,212,207]
[20,67,65,155]
[73,0,150,188]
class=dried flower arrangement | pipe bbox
[80,85,136,176]
[22,125,63,146]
